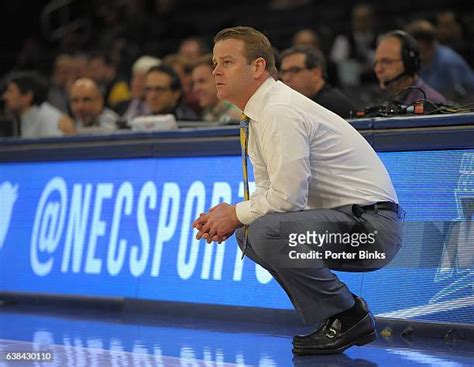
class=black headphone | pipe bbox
[387,30,420,76]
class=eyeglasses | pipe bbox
[144,86,172,93]
[279,66,309,77]
[373,58,402,67]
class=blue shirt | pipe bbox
[420,44,474,101]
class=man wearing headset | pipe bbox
[374,30,446,105]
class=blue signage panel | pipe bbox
[0,150,473,324]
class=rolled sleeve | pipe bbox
[235,200,254,225]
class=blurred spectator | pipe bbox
[144,65,198,120]
[71,52,89,81]
[2,71,75,137]
[406,19,474,103]
[279,46,355,118]
[292,29,320,49]
[292,28,340,87]
[191,55,240,123]
[69,78,118,134]
[436,10,474,67]
[330,3,378,86]
[115,55,161,119]
[178,36,208,62]
[374,30,446,105]
[163,53,200,113]
[87,52,130,108]
[48,54,74,113]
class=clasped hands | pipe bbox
[192,202,242,244]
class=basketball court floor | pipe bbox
[0,303,473,367]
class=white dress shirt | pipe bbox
[235,77,398,225]
[21,102,63,138]
[75,107,118,135]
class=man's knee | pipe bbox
[235,227,245,251]
[247,214,282,257]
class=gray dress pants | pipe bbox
[235,204,403,325]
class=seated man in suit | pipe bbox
[144,65,198,121]
[279,46,355,118]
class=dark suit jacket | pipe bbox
[311,84,355,118]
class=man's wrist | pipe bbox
[231,204,243,227]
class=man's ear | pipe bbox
[308,67,324,86]
[253,57,267,78]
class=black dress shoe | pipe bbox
[292,302,376,355]
[353,295,370,312]
[293,296,372,344]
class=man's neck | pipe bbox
[19,104,34,117]
[237,75,272,111]
[388,75,417,99]
[310,80,325,97]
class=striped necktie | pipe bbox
[240,113,250,258]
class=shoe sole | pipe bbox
[292,331,377,355]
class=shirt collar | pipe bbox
[243,77,276,122]
[21,105,39,121]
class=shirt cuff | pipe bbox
[235,200,255,225]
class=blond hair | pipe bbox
[214,26,277,78]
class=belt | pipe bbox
[362,201,403,216]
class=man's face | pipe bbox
[69,83,103,126]
[437,13,461,43]
[192,64,218,108]
[88,57,111,83]
[179,40,202,61]
[353,6,373,33]
[280,53,319,97]
[212,38,255,108]
[144,71,181,114]
[374,37,405,89]
[53,55,73,88]
[2,82,31,114]
[292,30,319,49]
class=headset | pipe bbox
[387,30,420,77]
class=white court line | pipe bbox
[0,338,254,367]
[385,348,465,367]
[376,296,474,319]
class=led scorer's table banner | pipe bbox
[0,150,473,324]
